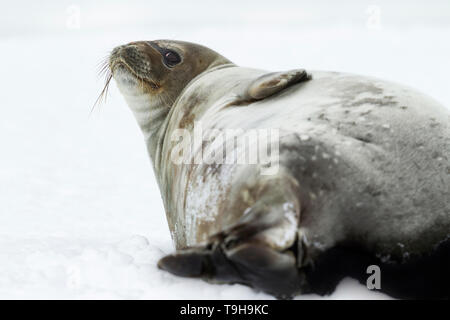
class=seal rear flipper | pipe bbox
[157,242,304,299]
[225,243,304,298]
[157,248,209,277]
[246,69,312,100]
[157,243,244,282]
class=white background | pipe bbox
[0,0,449,299]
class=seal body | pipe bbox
[163,67,449,250]
[109,40,450,299]
[159,67,450,298]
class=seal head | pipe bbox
[109,40,233,161]
[110,40,232,103]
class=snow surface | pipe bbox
[0,0,449,299]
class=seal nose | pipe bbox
[111,42,158,62]
[110,44,144,69]
[113,45,139,59]
[109,42,159,81]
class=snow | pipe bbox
[0,0,449,299]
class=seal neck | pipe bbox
[121,92,170,163]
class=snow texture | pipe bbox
[0,0,449,299]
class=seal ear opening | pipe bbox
[247,69,311,100]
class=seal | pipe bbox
[105,40,450,299]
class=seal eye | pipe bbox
[163,50,181,67]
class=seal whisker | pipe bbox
[98,63,110,78]
[96,55,111,77]
[91,70,113,114]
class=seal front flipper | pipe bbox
[245,69,312,100]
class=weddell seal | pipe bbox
[101,40,450,299]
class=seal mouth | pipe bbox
[110,58,160,90]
